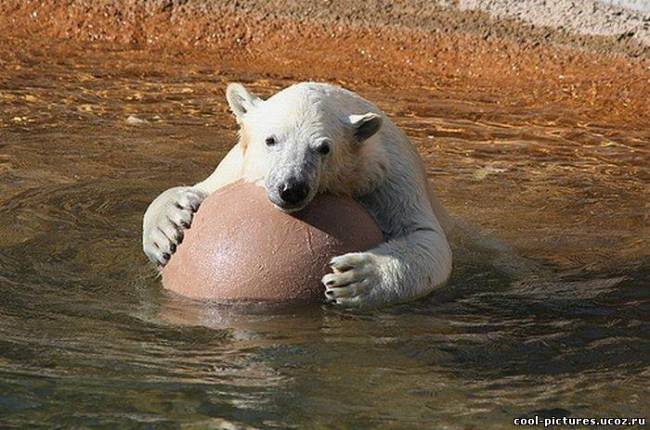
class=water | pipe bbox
[1,40,648,429]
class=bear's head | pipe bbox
[226,82,388,212]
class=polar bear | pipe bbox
[142,82,453,308]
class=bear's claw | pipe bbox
[143,186,207,267]
[322,252,382,308]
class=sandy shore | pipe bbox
[1,0,648,126]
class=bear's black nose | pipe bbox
[279,179,310,205]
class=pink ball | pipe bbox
[161,181,383,302]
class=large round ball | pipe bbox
[161,181,383,302]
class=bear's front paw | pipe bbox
[321,252,385,308]
[142,186,206,267]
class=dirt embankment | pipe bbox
[1,1,649,126]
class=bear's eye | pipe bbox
[265,136,277,147]
[316,141,331,155]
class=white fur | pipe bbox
[142,82,453,308]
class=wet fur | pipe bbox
[143,82,453,308]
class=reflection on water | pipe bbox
[0,39,648,429]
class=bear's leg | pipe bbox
[322,229,452,308]
[194,143,246,194]
[142,143,245,266]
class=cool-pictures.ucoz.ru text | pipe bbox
[514,416,646,427]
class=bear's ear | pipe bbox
[349,112,382,142]
[226,83,260,121]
